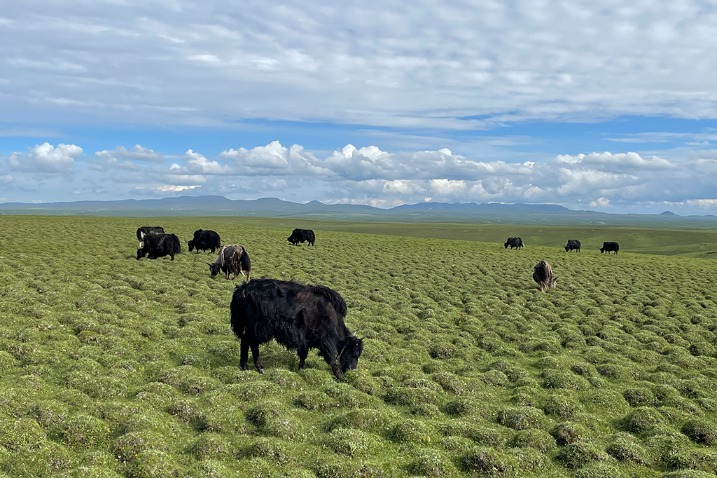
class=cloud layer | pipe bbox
[2,1,717,213]
[3,140,716,214]
[5,1,717,127]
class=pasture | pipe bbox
[0,215,716,477]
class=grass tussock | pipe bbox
[0,215,716,476]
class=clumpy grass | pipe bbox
[113,430,167,463]
[2,216,717,477]
[681,419,717,446]
[327,408,398,435]
[496,406,547,431]
[541,369,591,390]
[389,418,436,445]
[542,393,583,419]
[440,420,507,448]
[407,448,458,477]
[605,432,649,464]
[551,421,591,446]
[245,401,303,439]
[60,413,111,449]
[555,442,608,469]
[622,407,666,434]
[460,446,547,476]
[126,449,181,478]
[666,448,717,474]
[507,428,556,452]
[663,472,717,478]
[325,428,383,457]
[623,386,657,407]
[189,433,233,460]
[314,460,391,478]
[459,447,516,476]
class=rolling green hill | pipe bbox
[0,215,715,477]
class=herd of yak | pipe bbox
[133,226,619,378]
[135,225,361,378]
[505,236,620,292]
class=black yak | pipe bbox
[504,237,524,249]
[564,239,581,252]
[208,244,251,281]
[230,278,364,379]
[533,260,557,292]
[189,229,221,253]
[600,242,620,254]
[136,233,181,260]
[136,226,164,248]
[287,228,315,246]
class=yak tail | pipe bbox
[229,283,250,339]
[312,285,347,318]
[171,234,182,254]
[239,249,251,281]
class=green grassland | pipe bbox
[0,215,716,477]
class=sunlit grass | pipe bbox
[0,215,716,476]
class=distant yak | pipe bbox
[137,233,181,261]
[600,242,620,254]
[564,239,581,252]
[288,228,316,246]
[189,229,221,253]
[208,244,251,281]
[136,226,164,248]
[504,237,524,249]
[533,260,557,292]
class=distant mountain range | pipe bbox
[0,195,715,225]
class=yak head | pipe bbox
[188,240,196,252]
[207,262,222,277]
[338,335,364,374]
[136,248,147,260]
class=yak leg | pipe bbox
[239,337,264,373]
[297,343,309,370]
[320,341,343,379]
[251,343,264,373]
[239,339,250,371]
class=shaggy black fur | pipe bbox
[287,228,315,246]
[230,278,363,378]
[188,229,221,253]
[136,232,180,260]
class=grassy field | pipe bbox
[0,215,716,477]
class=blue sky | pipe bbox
[2,1,717,214]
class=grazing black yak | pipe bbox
[287,228,315,246]
[230,278,363,378]
[564,239,581,252]
[136,226,164,248]
[504,237,524,249]
[208,245,251,281]
[533,260,557,292]
[189,229,221,253]
[136,233,181,260]
[600,242,620,254]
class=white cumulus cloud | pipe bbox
[8,143,82,172]
[182,149,231,174]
